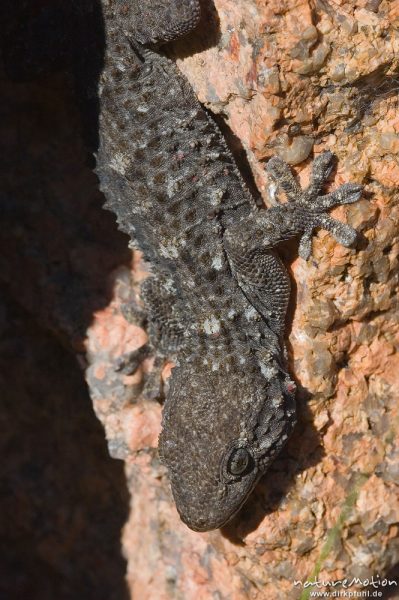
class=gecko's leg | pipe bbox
[116,344,152,376]
[120,297,148,329]
[117,0,201,47]
[117,273,185,400]
[267,151,363,260]
[224,152,363,339]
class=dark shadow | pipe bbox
[1,0,105,152]
[0,292,130,600]
[0,1,131,598]
[211,113,265,208]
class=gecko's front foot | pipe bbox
[115,274,185,400]
[267,152,363,260]
[116,344,152,375]
[116,342,168,400]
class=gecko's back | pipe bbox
[96,9,259,329]
[95,0,363,531]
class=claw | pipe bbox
[267,156,301,201]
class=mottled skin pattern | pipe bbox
[96,0,363,531]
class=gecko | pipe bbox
[95,0,363,531]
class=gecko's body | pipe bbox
[96,0,362,531]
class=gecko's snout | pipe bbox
[166,452,260,532]
[173,485,254,532]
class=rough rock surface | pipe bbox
[86,0,399,598]
[1,0,398,598]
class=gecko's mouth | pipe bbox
[174,473,260,532]
[178,494,252,532]
[181,507,241,532]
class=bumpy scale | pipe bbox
[96,0,363,531]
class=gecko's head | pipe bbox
[159,353,296,531]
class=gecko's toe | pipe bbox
[316,214,358,248]
[298,229,314,261]
[115,344,152,375]
[142,370,164,400]
[310,151,335,181]
[317,183,363,210]
[267,156,301,201]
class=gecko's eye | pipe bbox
[227,448,253,476]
